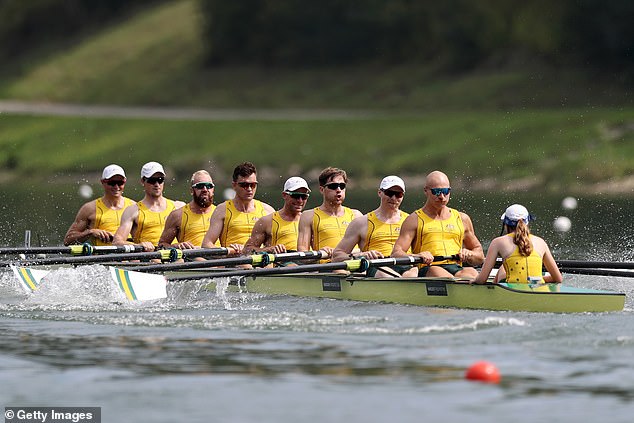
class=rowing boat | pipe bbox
[197,273,625,313]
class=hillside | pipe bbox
[0,0,633,194]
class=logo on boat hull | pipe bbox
[426,281,448,296]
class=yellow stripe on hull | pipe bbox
[113,267,137,301]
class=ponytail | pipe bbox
[513,220,533,256]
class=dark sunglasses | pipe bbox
[429,187,451,196]
[381,189,404,198]
[324,182,346,190]
[105,180,125,187]
[237,181,258,189]
[285,191,310,200]
[192,182,214,190]
[145,176,165,185]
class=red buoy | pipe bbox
[465,361,501,384]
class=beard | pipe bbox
[194,191,213,208]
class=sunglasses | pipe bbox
[192,182,214,190]
[285,191,310,200]
[237,181,258,189]
[324,182,346,190]
[429,187,451,196]
[381,189,404,198]
[145,176,165,185]
[105,180,125,187]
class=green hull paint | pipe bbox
[200,273,625,313]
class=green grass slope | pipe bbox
[0,0,633,193]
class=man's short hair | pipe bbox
[318,167,347,186]
[190,170,211,185]
[233,162,257,181]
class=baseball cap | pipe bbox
[101,164,126,180]
[283,176,311,192]
[141,161,165,178]
[379,175,405,192]
[501,204,532,226]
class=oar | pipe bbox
[560,267,634,278]
[556,260,634,269]
[124,250,325,273]
[0,247,229,267]
[165,255,438,281]
[0,244,144,256]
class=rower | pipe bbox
[470,204,562,285]
[113,161,185,252]
[332,175,418,277]
[158,170,218,250]
[63,164,135,246]
[391,170,484,278]
[243,176,311,257]
[296,167,363,262]
[201,162,274,255]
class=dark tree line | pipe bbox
[0,0,163,60]
[199,0,634,69]
[2,0,632,70]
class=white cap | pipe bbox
[283,176,311,192]
[379,175,405,192]
[141,161,165,178]
[501,204,531,225]
[102,164,126,180]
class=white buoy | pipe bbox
[78,184,93,199]
[562,196,578,210]
[553,216,572,232]
[223,188,236,200]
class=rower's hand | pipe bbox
[359,250,384,260]
[139,241,155,252]
[459,248,473,264]
[229,243,244,255]
[271,244,287,254]
[174,242,196,250]
[318,247,333,259]
[414,251,434,265]
[92,229,114,243]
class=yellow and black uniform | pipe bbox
[312,207,356,250]
[179,203,217,247]
[365,210,409,256]
[93,197,135,246]
[502,234,543,283]
[413,208,464,276]
[271,211,299,251]
[220,200,267,246]
[133,199,177,246]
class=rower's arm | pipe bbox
[460,212,485,266]
[113,204,138,246]
[201,203,225,248]
[63,201,96,245]
[296,210,314,252]
[243,215,272,254]
[332,216,365,262]
[158,209,181,248]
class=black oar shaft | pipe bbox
[0,247,229,267]
[561,267,634,278]
[556,260,634,269]
[166,256,426,282]
[0,244,144,256]
[127,250,324,272]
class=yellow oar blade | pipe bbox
[109,267,167,301]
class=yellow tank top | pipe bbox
[220,200,267,246]
[413,208,464,265]
[93,197,135,246]
[179,203,217,247]
[311,207,356,250]
[270,211,299,251]
[133,199,177,246]
[502,234,543,283]
[365,210,409,256]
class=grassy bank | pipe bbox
[1,109,633,194]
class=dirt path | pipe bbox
[0,100,388,121]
